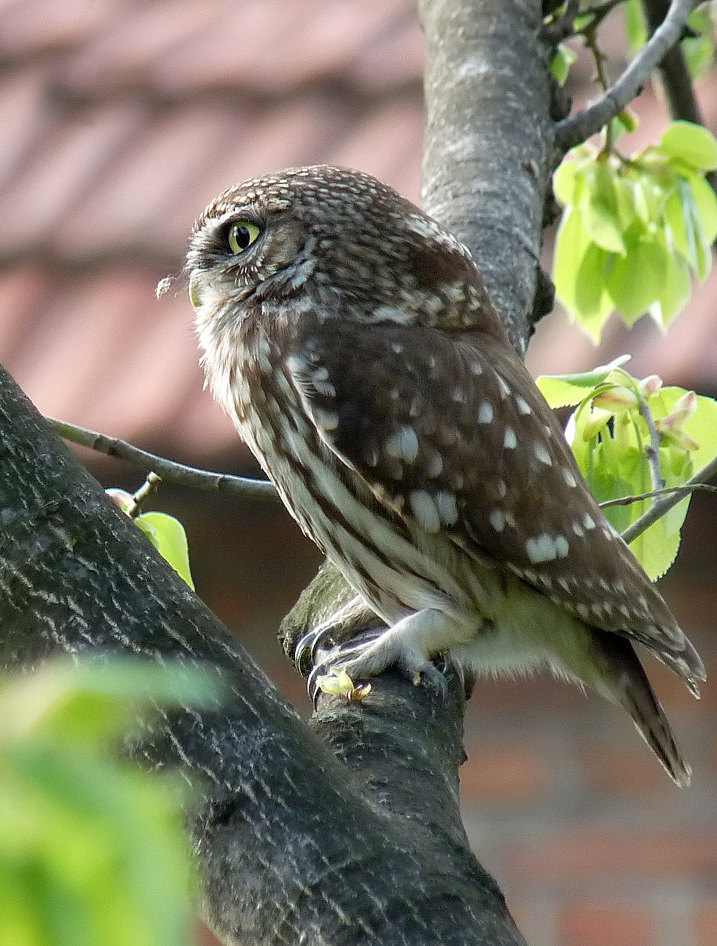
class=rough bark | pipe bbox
[420,0,554,354]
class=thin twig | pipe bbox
[601,482,717,508]
[556,0,700,151]
[638,402,665,491]
[543,0,580,44]
[46,417,278,502]
[621,451,717,544]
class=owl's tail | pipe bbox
[591,628,691,788]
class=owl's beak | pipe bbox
[189,273,203,310]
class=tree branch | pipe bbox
[639,402,666,492]
[621,450,717,544]
[641,0,704,123]
[556,0,700,151]
[46,416,278,502]
[419,0,555,354]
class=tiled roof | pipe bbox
[1,0,716,470]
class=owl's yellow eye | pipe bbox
[228,221,261,254]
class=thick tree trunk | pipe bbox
[0,1,554,943]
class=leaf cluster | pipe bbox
[538,358,717,579]
[553,122,717,339]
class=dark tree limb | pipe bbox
[641,0,704,123]
[419,0,555,355]
[556,0,700,151]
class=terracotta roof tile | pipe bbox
[152,0,417,95]
[329,95,423,199]
[0,102,144,261]
[0,64,53,183]
[0,0,117,59]
[57,0,226,98]
[54,103,257,261]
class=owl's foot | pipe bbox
[341,642,449,698]
[334,606,459,699]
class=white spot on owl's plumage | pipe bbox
[478,401,493,424]
[435,491,458,525]
[525,533,561,563]
[409,490,441,533]
[497,375,511,399]
[504,427,517,449]
[489,509,506,532]
[385,425,420,463]
[533,442,552,466]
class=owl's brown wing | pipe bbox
[286,320,703,690]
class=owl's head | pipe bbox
[186,165,498,332]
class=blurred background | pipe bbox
[0,2,715,944]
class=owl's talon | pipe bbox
[414,662,449,700]
[295,625,337,672]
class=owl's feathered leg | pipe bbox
[338,607,469,697]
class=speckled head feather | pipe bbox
[188,165,704,786]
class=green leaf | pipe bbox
[135,512,195,590]
[683,7,716,79]
[652,245,692,327]
[553,205,590,307]
[605,234,669,323]
[660,121,717,171]
[653,387,717,474]
[537,355,632,409]
[664,189,696,267]
[551,43,577,85]
[614,109,639,135]
[632,172,671,225]
[553,158,582,207]
[0,659,223,747]
[624,0,647,53]
[580,162,627,253]
[687,171,717,243]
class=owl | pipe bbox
[187,165,704,786]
